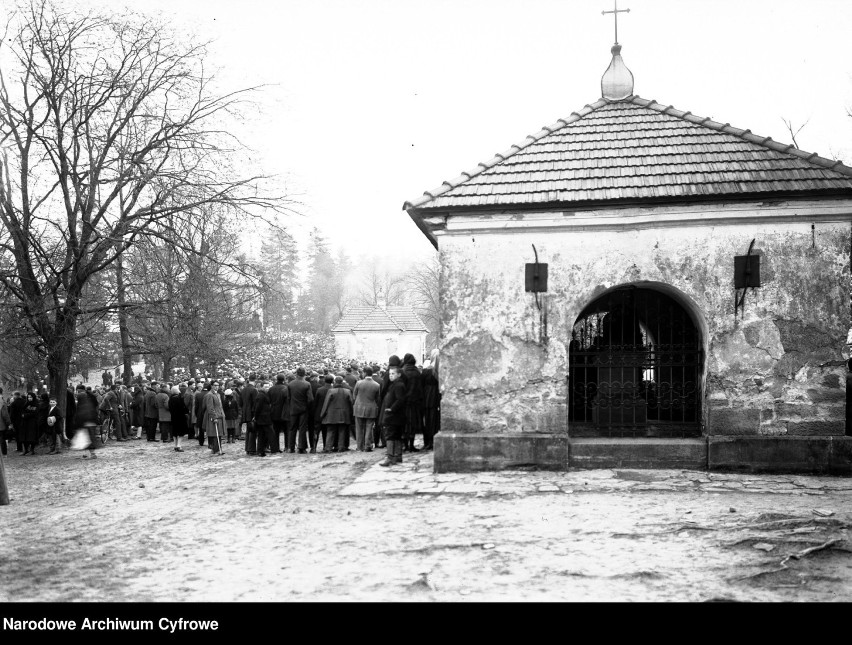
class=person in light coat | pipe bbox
[352,367,381,451]
[203,381,226,455]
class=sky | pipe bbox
[17,0,852,262]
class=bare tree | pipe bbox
[405,254,440,348]
[124,206,264,380]
[781,116,811,150]
[357,263,406,307]
[0,1,288,415]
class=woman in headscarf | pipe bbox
[168,386,189,452]
[20,392,40,455]
[202,381,226,456]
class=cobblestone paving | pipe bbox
[341,453,852,498]
[1,440,851,602]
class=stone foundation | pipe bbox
[708,435,852,475]
[433,433,852,475]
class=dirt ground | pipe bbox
[1,434,851,602]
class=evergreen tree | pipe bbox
[259,226,298,332]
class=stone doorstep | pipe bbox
[432,433,852,475]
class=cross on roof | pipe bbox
[602,0,630,45]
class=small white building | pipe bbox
[332,305,429,364]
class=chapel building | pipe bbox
[404,41,852,474]
[332,303,429,364]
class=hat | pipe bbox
[402,353,416,366]
[224,389,233,396]
[171,386,180,395]
[388,355,401,367]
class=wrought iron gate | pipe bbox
[568,286,702,437]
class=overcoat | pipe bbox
[268,383,289,422]
[314,384,331,424]
[380,379,407,427]
[288,379,313,415]
[353,377,380,419]
[130,390,145,427]
[320,385,353,425]
[240,383,258,424]
[253,390,273,426]
[168,394,189,437]
[21,399,40,443]
[143,389,159,419]
[202,390,226,438]
[155,391,171,422]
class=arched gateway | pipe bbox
[569,285,703,437]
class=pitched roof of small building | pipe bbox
[404,94,852,247]
[332,305,429,333]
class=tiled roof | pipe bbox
[331,307,372,332]
[404,95,852,214]
[332,305,428,333]
[384,307,429,332]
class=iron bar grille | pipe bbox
[568,287,702,438]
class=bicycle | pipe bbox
[98,415,112,445]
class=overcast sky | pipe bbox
[30,0,852,261]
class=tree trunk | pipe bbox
[116,246,133,385]
[46,311,76,444]
[163,354,173,383]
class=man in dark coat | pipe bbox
[10,391,25,452]
[288,367,314,453]
[313,375,333,450]
[232,379,244,440]
[379,365,407,466]
[307,371,320,451]
[320,376,353,452]
[194,383,208,445]
[343,366,358,390]
[253,381,275,457]
[421,361,440,451]
[377,355,404,449]
[268,373,289,453]
[143,382,159,442]
[401,353,423,452]
[103,383,129,441]
[241,375,258,455]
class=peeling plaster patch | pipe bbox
[713,328,775,374]
[741,319,784,360]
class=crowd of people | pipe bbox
[0,349,441,468]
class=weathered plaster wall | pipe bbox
[438,218,850,437]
